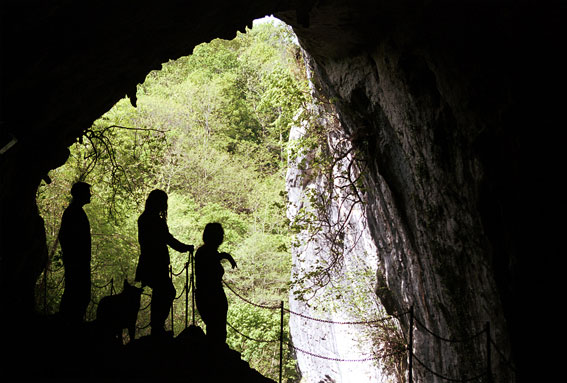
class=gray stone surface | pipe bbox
[286,76,397,382]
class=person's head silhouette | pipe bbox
[71,181,91,206]
[203,222,224,249]
[144,189,168,220]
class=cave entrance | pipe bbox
[32,14,399,383]
[35,16,305,382]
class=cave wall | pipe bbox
[304,35,507,383]
[1,1,565,382]
[286,72,392,382]
[283,2,565,381]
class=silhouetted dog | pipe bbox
[96,279,143,344]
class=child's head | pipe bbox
[203,222,224,248]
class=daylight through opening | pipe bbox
[35,17,402,383]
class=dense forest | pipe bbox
[36,19,309,381]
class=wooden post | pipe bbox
[408,306,414,383]
[279,301,284,383]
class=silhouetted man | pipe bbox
[59,181,92,323]
[195,222,237,344]
[135,189,193,337]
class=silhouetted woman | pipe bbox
[195,222,237,344]
[135,189,193,336]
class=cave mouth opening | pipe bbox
[4,2,567,382]
[33,16,311,381]
[31,14,397,380]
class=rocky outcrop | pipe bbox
[286,81,396,382]
[308,51,506,381]
[282,3,565,381]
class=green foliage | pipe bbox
[36,18,305,382]
[34,17,404,383]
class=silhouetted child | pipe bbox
[135,189,193,337]
[59,181,92,323]
[195,222,237,344]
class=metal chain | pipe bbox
[227,321,279,343]
[288,341,405,362]
[414,316,487,344]
[174,285,187,300]
[223,280,281,310]
[284,307,396,326]
[42,272,517,378]
[92,279,114,290]
[412,352,487,382]
[171,263,187,277]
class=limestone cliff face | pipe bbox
[277,3,567,381]
[286,62,399,382]
[286,121,385,383]
[295,48,510,383]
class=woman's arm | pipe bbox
[163,220,193,253]
[219,252,237,269]
[167,232,193,253]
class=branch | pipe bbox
[104,124,167,134]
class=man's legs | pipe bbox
[60,272,90,323]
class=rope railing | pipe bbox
[41,255,515,383]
